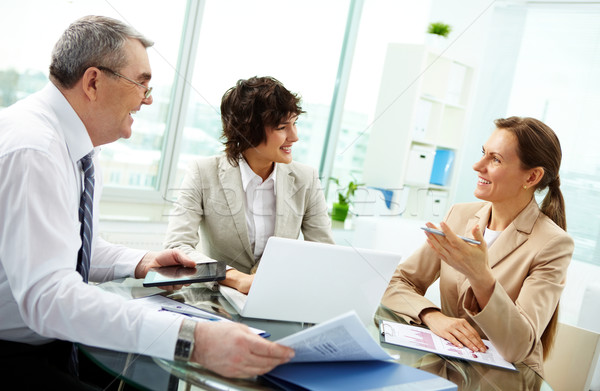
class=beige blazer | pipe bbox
[164,155,334,273]
[381,198,573,376]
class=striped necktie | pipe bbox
[69,152,95,376]
[77,153,95,283]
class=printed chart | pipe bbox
[380,321,515,370]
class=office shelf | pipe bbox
[363,43,474,220]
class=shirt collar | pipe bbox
[238,157,277,193]
[45,83,94,163]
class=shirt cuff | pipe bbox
[137,310,184,361]
[115,248,148,278]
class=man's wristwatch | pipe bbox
[174,318,196,361]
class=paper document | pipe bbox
[219,285,247,313]
[380,320,516,370]
[276,311,393,363]
[133,294,268,337]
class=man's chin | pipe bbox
[120,128,133,140]
[95,131,131,147]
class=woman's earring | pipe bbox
[523,185,528,190]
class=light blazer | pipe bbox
[164,155,334,273]
[381,198,573,376]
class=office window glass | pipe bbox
[172,0,350,187]
[327,1,430,204]
[506,7,600,266]
[0,0,187,191]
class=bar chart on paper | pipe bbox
[380,320,516,370]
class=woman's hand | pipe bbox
[424,222,495,308]
[420,309,487,353]
[219,269,255,294]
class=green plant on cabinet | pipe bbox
[329,177,364,222]
[427,22,452,38]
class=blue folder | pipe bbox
[263,360,457,391]
[430,149,455,186]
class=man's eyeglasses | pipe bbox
[97,66,152,99]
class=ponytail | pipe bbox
[540,175,567,231]
[541,305,559,360]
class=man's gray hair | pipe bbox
[49,15,153,89]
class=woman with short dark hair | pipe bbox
[164,76,334,293]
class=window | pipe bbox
[506,6,600,266]
[171,0,350,188]
[1,1,357,219]
[0,0,188,197]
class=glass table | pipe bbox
[81,278,552,391]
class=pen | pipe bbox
[161,305,225,321]
[421,227,481,245]
[161,305,271,338]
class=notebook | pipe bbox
[219,237,401,325]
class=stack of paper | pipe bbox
[380,320,515,371]
[263,311,457,390]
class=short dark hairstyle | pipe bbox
[220,76,305,166]
[49,15,153,89]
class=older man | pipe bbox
[0,15,293,389]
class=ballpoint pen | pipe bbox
[421,227,481,245]
[160,305,225,321]
[161,304,271,337]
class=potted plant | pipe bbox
[427,22,452,38]
[426,22,452,50]
[329,177,364,222]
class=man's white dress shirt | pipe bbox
[0,83,181,359]
[238,158,277,261]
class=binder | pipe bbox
[263,360,457,391]
[429,149,455,186]
[405,145,436,185]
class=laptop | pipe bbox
[219,237,401,325]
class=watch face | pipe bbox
[175,338,193,361]
[174,319,196,361]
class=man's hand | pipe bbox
[420,309,487,353]
[134,249,195,290]
[219,269,255,294]
[191,321,294,378]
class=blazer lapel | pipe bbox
[274,164,297,237]
[217,157,254,262]
[485,198,539,268]
[465,203,489,241]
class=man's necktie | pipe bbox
[69,152,95,376]
[77,152,95,283]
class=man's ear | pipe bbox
[526,167,545,188]
[81,67,100,102]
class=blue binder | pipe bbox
[430,149,455,186]
[263,361,457,391]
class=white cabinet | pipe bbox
[363,43,473,220]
